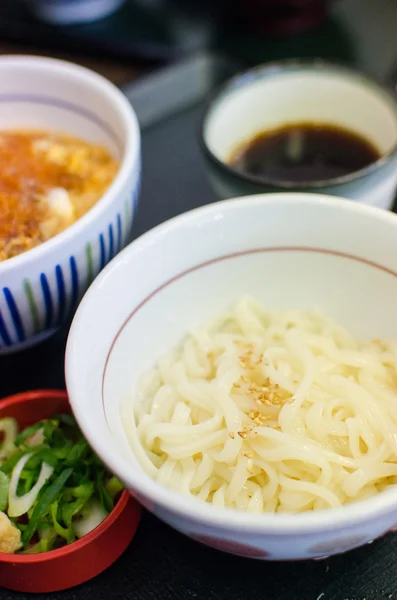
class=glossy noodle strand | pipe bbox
[122,297,397,513]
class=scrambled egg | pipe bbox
[0,511,21,554]
[0,131,119,261]
[39,187,76,240]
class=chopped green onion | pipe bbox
[73,500,108,539]
[68,481,94,499]
[105,476,124,499]
[0,471,9,511]
[97,472,114,513]
[1,448,37,474]
[38,523,58,553]
[55,414,78,428]
[22,467,73,545]
[50,501,74,544]
[0,413,123,554]
[62,496,90,528]
[15,422,44,447]
[0,417,18,462]
[8,454,54,518]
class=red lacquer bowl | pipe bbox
[0,390,141,593]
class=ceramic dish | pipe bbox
[66,192,397,561]
[0,55,141,355]
[0,389,141,593]
[200,60,397,209]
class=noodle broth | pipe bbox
[0,130,119,261]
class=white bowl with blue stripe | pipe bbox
[0,55,141,354]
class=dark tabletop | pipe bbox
[3,499,397,600]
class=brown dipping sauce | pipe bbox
[229,123,381,183]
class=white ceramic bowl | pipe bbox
[66,193,397,561]
[0,56,141,354]
[201,61,397,210]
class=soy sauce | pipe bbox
[229,123,381,183]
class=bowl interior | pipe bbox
[0,390,69,429]
[0,56,127,159]
[203,64,397,167]
[66,193,397,528]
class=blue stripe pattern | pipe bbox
[116,214,122,253]
[70,256,79,309]
[40,273,54,329]
[0,173,141,350]
[108,224,114,260]
[55,265,66,325]
[99,233,106,270]
[3,288,25,342]
[0,308,11,346]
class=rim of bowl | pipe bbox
[0,389,132,564]
[199,58,397,189]
[66,192,397,536]
[0,55,140,276]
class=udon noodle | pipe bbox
[122,297,397,513]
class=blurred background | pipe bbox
[0,0,396,85]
